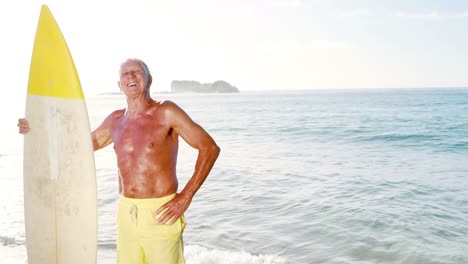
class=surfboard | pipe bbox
[23,5,97,264]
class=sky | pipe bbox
[2,0,468,201]
[3,0,468,98]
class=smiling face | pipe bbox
[118,59,151,97]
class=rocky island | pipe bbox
[171,80,239,93]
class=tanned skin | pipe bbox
[18,59,220,224]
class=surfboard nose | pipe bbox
[28,4,84,99]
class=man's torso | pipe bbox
[111,103,179,198]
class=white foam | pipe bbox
[184,245,290,264]
[0,246,26,264]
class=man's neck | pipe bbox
[125,96,154,116]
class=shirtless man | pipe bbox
[18,58,220,264]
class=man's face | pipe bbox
[118,60,146,95]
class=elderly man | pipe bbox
[18,58,220,264]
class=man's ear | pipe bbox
[147,74,153,88]
[118,81,122,91]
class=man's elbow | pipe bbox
[198,140,220,161]
[213,144,221,159]
[205,142,220,161]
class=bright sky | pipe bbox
[2,0,468,154]
[3,0,468,98]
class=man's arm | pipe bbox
[91,111,117,151]
[155,101,220,224]
[20,111,115,152]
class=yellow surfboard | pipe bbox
[23,5,97,263]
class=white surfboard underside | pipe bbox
[24,94,97,264]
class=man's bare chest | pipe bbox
[112,119,171,152]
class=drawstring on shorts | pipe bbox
[129,204,138,226]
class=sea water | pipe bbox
[1,89,468,263]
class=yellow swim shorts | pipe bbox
[117,194,186,264]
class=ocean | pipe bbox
[1,89,468,263]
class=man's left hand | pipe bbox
[154,193,192,224]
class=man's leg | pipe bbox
[116,198,146,264]
[139,208,186,264]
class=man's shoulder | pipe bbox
[111,108,126,116]
[158,99,177,107]
[157,100,182,112]
[156,100,189,120]
[106,108,125,121]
